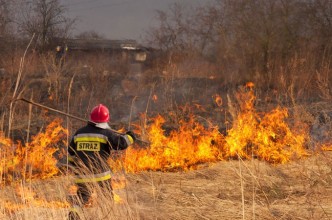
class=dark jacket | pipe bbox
[69,122,133,175]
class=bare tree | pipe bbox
[145,2,217,66]
[146,3,187,51]
[0,0,10,36]
[302,0,332,53]
[17,0,75,51]
[145,0,332,86]
[0,0,17,58]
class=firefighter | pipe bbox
[67,104,136,220]
[55,45,68,66]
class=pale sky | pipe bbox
[61,0,212,43]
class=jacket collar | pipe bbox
[94,122,111,129]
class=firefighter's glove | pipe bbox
[126,131,137,143]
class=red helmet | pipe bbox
[90,104,110,123]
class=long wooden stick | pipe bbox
[18,97,90,123]
[16,98,149,145]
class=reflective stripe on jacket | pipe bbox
[75,171,112,183]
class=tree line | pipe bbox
[1,0,332,93]
[147,0,332,89]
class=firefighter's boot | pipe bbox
[68,211,81,220]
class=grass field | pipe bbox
[1,150,332,220]
[1,49,332,219]
[2,82,332,219]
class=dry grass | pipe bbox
[0,36,331,220]
[1,151,332,220]
[125,152,332,220]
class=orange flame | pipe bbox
[112,87,309,172]
[213,94,223,107]
[0,85,313,183]
[224,89,308,163]
[321,144,332,151]
[152,94,158,102]
[225,106,308,163]
[0,132,16,184]
[245,81,255,89]
[1,119,67,185]
[119,114,224,172]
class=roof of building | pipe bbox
[60,38,143,51]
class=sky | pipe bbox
[60,0,212,43]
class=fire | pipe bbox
[225,105,308,163]
[0,119,67,185]
[0,84,323,215]
[121,114,224,172]
[321,144,332,151]
[0,132,16,185]
[152,94,158,102]
[0,84,314,183]
[213,94,223,107]
[115,86,310,172]
[224,88,308,163]
[245,81,255,89]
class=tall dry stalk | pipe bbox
[140,83,156,139]
[251,153,256,220]
[26,92,33,143]
[316,68,332,100]
[0,113,4,132]
[8,34,35,138]
[128,96,138,131]
[66,71,76,173]
[238,155,245,220]
[227,93,237,122]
